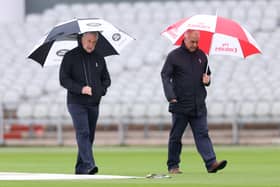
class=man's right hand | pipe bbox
[82,86,92,96]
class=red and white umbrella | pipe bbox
[161,14,261,58]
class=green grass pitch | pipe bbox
[0,146,280,187]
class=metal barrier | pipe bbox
[1,100,280,145]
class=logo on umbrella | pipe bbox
[215,43,237,53]
[112,33,121,41]
[86,23,102,27]
[56,49,69,57]
[186,23,211,30]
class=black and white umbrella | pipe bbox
[28,18,135,66]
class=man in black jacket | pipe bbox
[161,30,227,174]
[60,32,111,175]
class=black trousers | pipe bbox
[67,104,99,174]
[167,112,216,171]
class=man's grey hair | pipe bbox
[82,31,99,40]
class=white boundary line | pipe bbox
[0,172,143,180]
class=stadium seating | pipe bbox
[0,0,280,144]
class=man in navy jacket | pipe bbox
[60,32,111,175]
[161,30,227,174]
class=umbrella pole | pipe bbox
[205,63,209,74]
[81,54,89,85]
[83,62,89,85]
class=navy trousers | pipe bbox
[167,112,216,170]
[67,104,99,174]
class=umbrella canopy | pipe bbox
[28,18,135,66]
[161,14,261,58]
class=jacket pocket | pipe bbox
[168,102,176,113]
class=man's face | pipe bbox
[184,31,200,52]
[81,33,98,53]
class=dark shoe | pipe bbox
[168,167,183,174]
[88,166,98,175]
[208,160,227,173]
